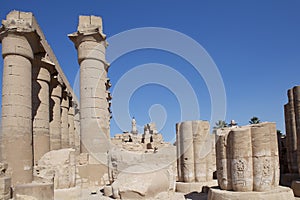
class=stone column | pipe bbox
[215,122,279,192]
[216,128,232,190]
[284,89,298,173]
[74,105,81,155]
[293,86,300,174]
[69,15,111,156]
[177,121,195,183]
[61,90,69,148]
[0,19,35,184]
[49,75,63,150]
[230,127,253,192]
[193,121,212,182]
[68,100,75,149]
[32,56,54,165]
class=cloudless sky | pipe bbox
[1,1,300,142]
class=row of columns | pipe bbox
[0,11,79,185]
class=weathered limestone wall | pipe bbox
[176,120,214,183]
[69,15,111,156]
[0,10,79,186]
[215,122,279,192]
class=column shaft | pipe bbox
[50,77,62,150]
[32,58,52,165]
[1,34,34,184]
[61,91,69,148]
[293,86,300,174]
[68,104,75,148]
[69,16,111,156]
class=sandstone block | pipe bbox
[14,182,53,200]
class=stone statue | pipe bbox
[131,117,138,135]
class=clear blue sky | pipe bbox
[1,1,300,142]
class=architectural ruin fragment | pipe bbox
[176,120,217,193]
[209,122,294,200]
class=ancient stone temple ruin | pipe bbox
[0,10,80,187]
[0,10,111,200]
[210,122,294,200]
[0,9,298,200]
[111,119,166,152]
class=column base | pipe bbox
[208,186,294,200]
[176,180,217,193]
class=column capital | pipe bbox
[0,11,42,58]
[68,15,107,47]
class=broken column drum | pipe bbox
[176,120,213,183]
[216,122,279,192]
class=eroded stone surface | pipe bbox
[176,120,215,184]
[33,149,76,189]
[215,122,279,192]
[111,165,172,200]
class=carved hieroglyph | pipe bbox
[216,122,279,192]
[176,120,214,183]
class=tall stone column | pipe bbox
[284,89,298,174]
[177,121,195,183]
[68,100,76,149]
[32,55,54,165]
[74,106,81,155]
[69,15,111,156]
[61,90,70,148]
[0,20,35,184]
[50,75,63,150]
[293,86,300,174]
